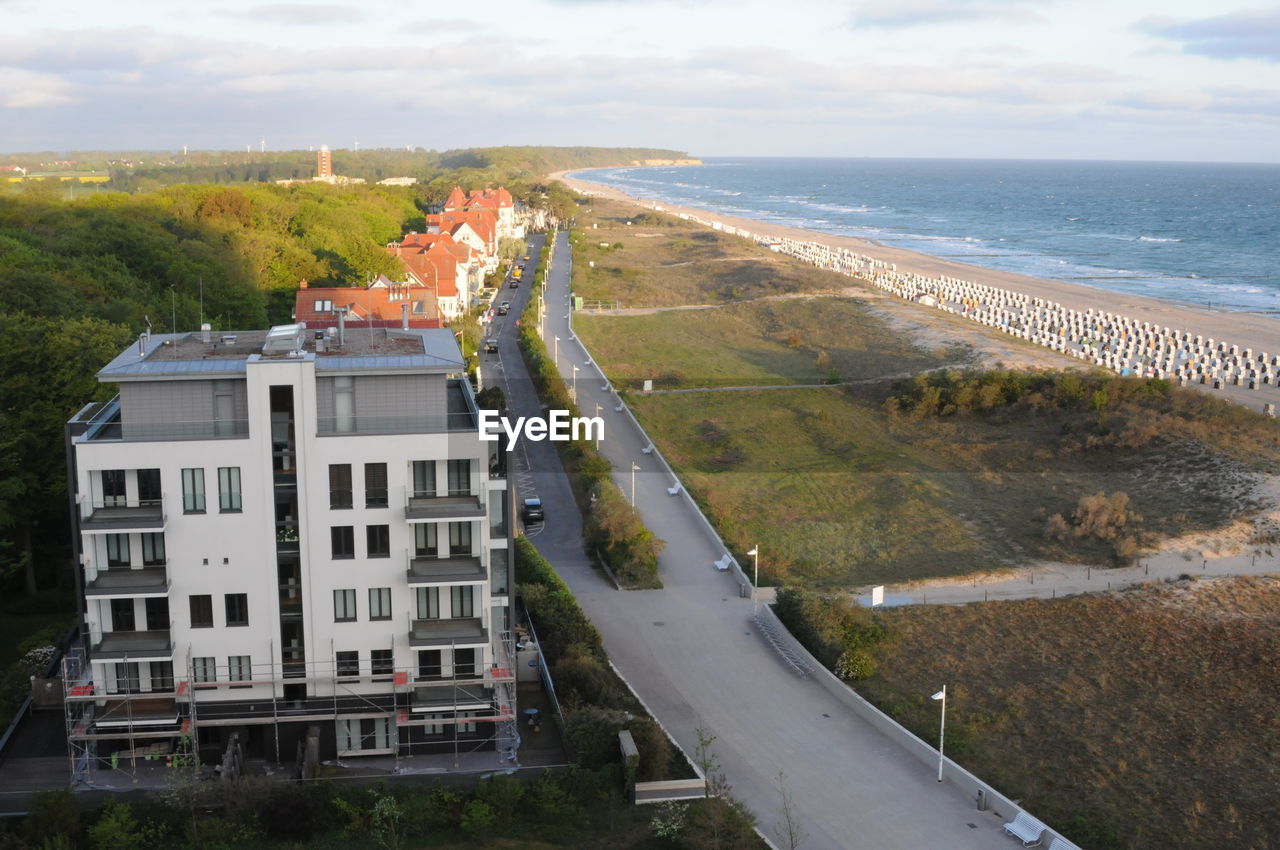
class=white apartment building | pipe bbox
[63,323,515,779]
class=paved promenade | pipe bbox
[488,232,1011,849]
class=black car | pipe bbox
[497,301,510,315]
[483,338,498,353]
[522,497,544,523]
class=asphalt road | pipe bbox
[485,231,1010,849]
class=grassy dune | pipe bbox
[849,576,1280,849]
[575,297,965,391]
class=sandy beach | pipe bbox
[556,168,1280,407]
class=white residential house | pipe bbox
[63,324,516,778]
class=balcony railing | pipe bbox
[409,617,487,648]
[403,487,485,521]
[90,629,174,661]
[77,398,250,442]
[79,496,166,532]
[85,565,170,598]
[406,553,486,585]
[316,411,477,436]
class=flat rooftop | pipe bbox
[97,326,465,380]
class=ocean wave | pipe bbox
[1138,236,1182,243]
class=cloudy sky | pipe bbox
[1,0,1277,161]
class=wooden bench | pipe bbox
[713,555,733,572]
[667,483,681,495]
[1047,837,1079,850]
[1003,811,1047,847]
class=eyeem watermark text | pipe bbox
[479,410,604,451]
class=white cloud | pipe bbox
[0,68,77,108]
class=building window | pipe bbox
[366,525,390,558]
[369,587,392,621]
[336,650,359,679]
[411,460,436,498]
[214,382,236,437]
[110,598,136,632]
[113,662,140,694]
[144,597,169,631]
[315,298,333,312]
[371,649,393,679]
[329,464,352,509]
[416,587,439,620]
[450,585,475,618]
[453,648,476,678]
[193,656,217,688]
[414,524,438,557]
[105,534,130,568]
[182,468,205,513]
[417,650,442,680]
[227,655,251,687]
[331,526,355,559]
[224,593,249,627]
[149,661,174,692]
[137,468,162,506]
[337,717,394,753]
[190,595,213,628]
[334,589,357,622]
[218,467,242,512]
[365,463,388,507]
[101,469,126,507]
[141,532,165,566]
[334,376,355,433]
[447,459,472,496]
[457,710,478,735]
[448,522,472,554]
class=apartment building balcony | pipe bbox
[72,396,249,442]
[91,629,174,661]
[410,679,493,711]
[316,380,478,436]
[409,618,487,648]
[79,497,166,533]
[406,554,486,585]
[85,566,169,599]
[403,490,486,522]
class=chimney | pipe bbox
[299,279,309,289]
[201,323,212,344]
[401,303,409,330]
[337,310,345,347]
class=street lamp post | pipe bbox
[747,546,759,613]
[931,686,947,782]
[572,365,579,400]
[630,462,640,506]
[554,335,560,366]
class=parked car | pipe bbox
[497,302,510,315]
[522,497,544,523]
[522,254,530,261]
[483,338,498,353]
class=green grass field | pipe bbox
[630,382,1273,586]
[575,297,966,391]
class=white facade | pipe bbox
[65,326,514,772]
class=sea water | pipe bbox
[573,158,1280,316]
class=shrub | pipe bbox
[835,649,876,680]
[24,790,80,848]
[460,799,496,838]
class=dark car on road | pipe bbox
[497,301,510,315]
[522,497,544,523]
[483,338,498,353]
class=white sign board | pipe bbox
[643,379,653,393]
[871,585,884,607]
